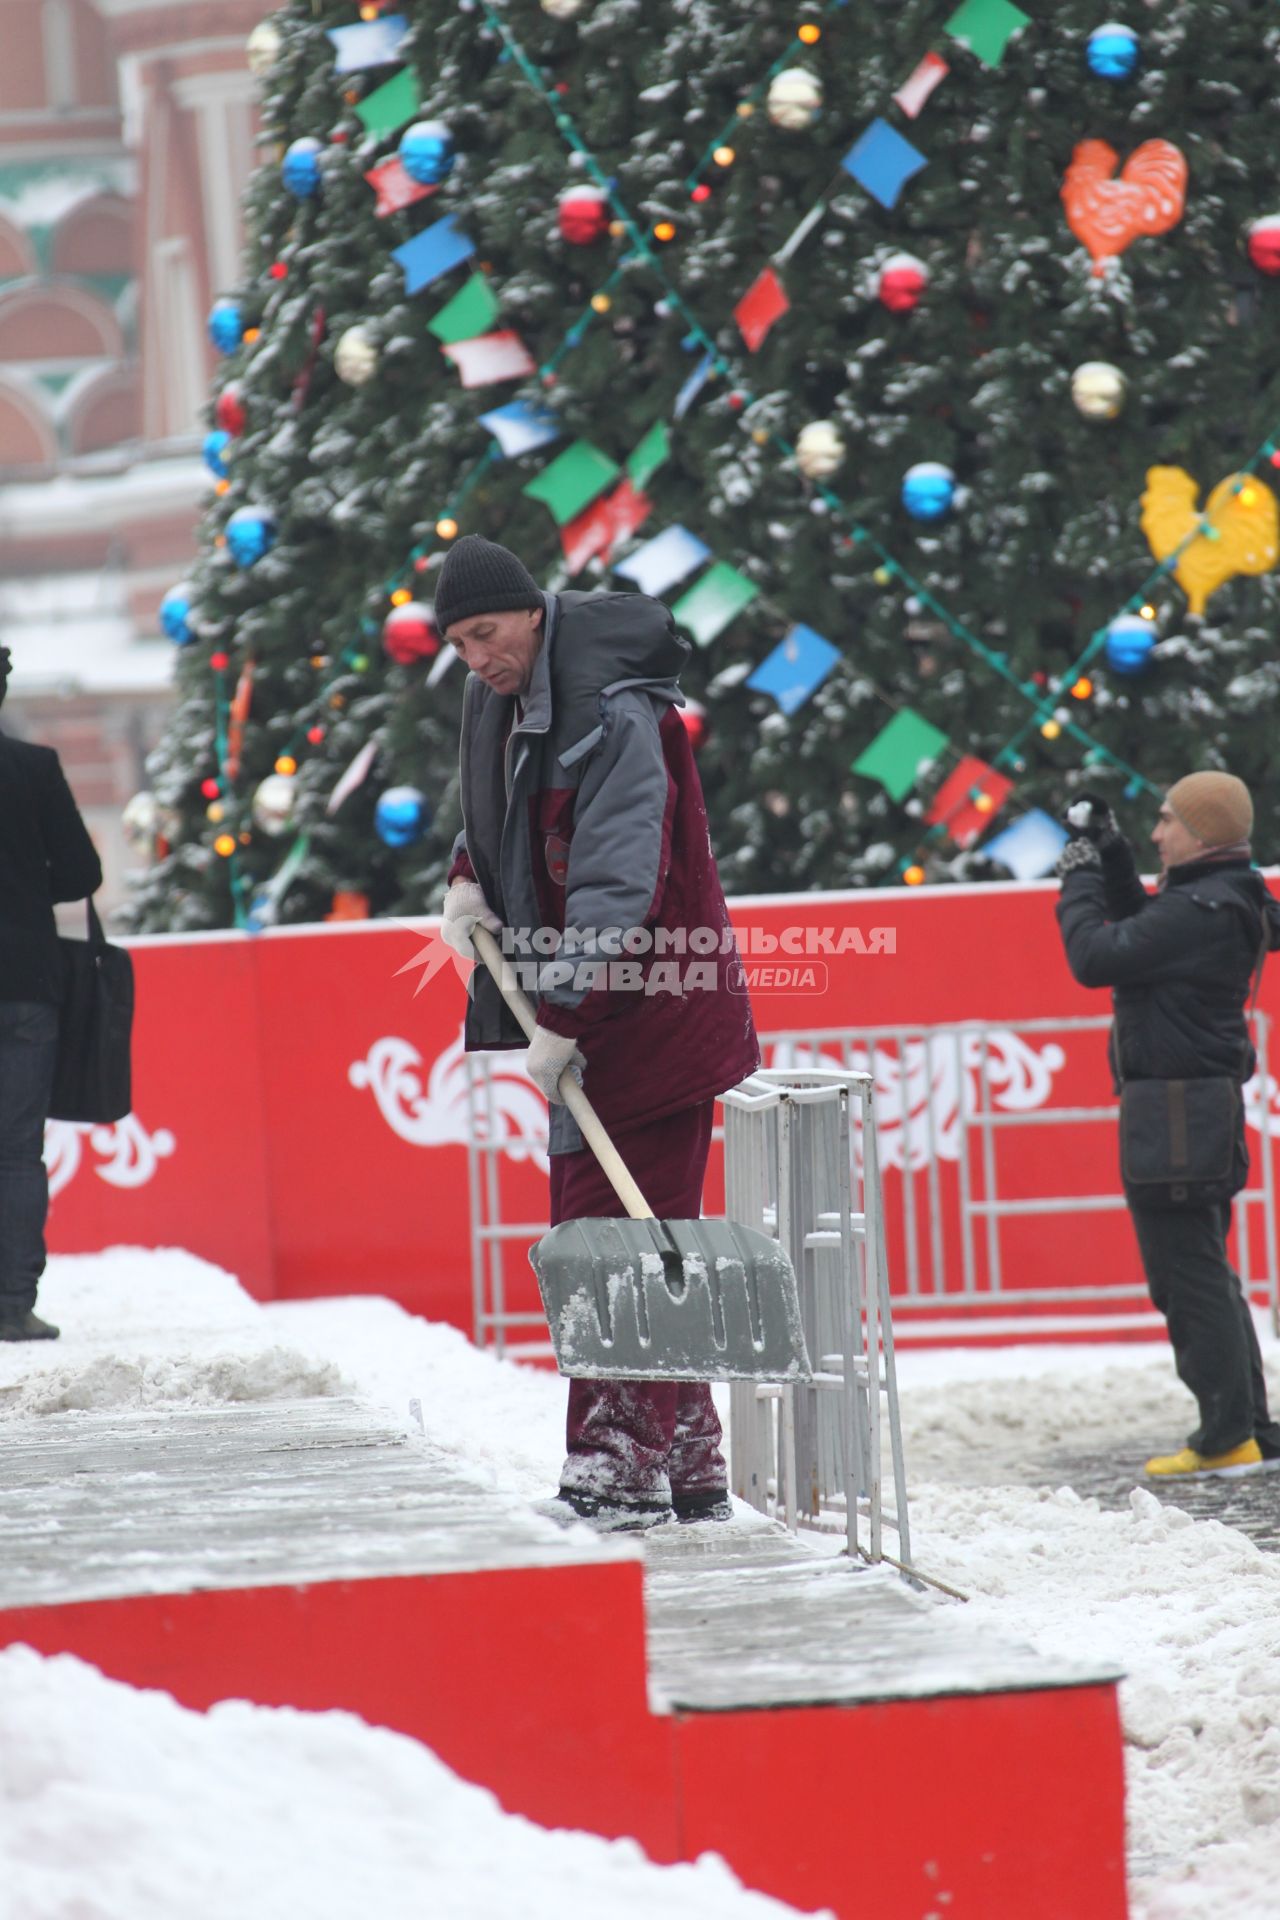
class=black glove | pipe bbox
[1055,837,1103,880]
[1061,790,1120,848]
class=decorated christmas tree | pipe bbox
[127,0,1280,931]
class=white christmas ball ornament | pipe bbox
[334,325,379,387]
[767,68,823,131]
[122,791,160,861]
[1071,361,1127,421]
[540,0,586,16]
[246,21,282,79]
[795,420,846,482]
[252,773,297,837]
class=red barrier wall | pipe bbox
[0,1565,1128,1919]
[47,879,1280,1325]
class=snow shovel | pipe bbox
[472,926,810,1384]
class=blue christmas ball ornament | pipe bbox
[225,506,277,569]
[202,429,232,479]
[159,584,195,646]
[901,461,956,523]
[208,298,244,355]
[375,785,431,848]
[1086,23,1140,83]
[282,136,324,199]
[1105,614,1156,675]
[399,119,455,186]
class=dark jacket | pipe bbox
[1056,841,1280,1084]
[450,590,759,1152]
[0,732,103,1003]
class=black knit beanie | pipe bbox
[432,535,543,632]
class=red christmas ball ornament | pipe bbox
[382,601,440,665]
[269,260,288,281]
[878,252,929,314]
[1247,215,1280,276]
[214,383,246,436]
[679,698,709,754]
[558,185,610,246]
[209,651,230,672]
[307,724,326,745]
[201,776,221,799]
[691,183,712,204]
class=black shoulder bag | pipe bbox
[1117,941,1263,1210]
[49,898,135,1125]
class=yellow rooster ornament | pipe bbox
[1140,466,1279,616]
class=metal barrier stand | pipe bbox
[722,1070,912,1575]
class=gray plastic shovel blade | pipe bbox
[529,1217,811,1383]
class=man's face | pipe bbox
[1151,800,1204,870]
[446,607,543,696]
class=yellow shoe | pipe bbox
[1144,1439,1264,1479]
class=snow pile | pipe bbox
[0,1251,343,1421]
[264,1294,566,1496]
[0,1647,812,1920]
[908,1481,1280,1918]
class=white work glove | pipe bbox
[526,1025,586,1105]
[441,878,501,959]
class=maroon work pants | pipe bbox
[550,1099,726,1507]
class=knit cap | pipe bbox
[432,535,542,633]
[1165,772,1253,848]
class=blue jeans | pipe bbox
[0,1000,58,1317]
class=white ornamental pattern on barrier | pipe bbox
[1243,1071,1280,1139]
[349,1027,549,1171]
[44,1116,177,1201]
[767,1032,1067,1171]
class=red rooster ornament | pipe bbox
[1062,139,1187,275]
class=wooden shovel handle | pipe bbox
[471,925,655,1222]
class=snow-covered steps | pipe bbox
[644,1521,1116,1713]
[0,1397,629,1611]
[0,1260,1130,1920]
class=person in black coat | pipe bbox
[1056,771,1280,1480]
[0,646,102,1340]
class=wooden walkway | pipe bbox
[0,1395,1117,1711]
[0,1397,627,1612]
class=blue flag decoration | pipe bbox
[673,352,717,421]
[981,809,1069,881]
[841,119,928,210]
[392,215,475,295]
[478,402,561,459]
[613,526,711,598]
[746,625,841,717]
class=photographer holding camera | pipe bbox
[1055,773,1280,1479]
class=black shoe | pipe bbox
[672,1489,734,1524]
[539,1490,673,1533]
[0,1310,60,1342]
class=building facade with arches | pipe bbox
[0,0,261,908]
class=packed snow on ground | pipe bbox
[4,1250,1280,1918]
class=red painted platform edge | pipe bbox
[0,1560,681,1861]
[675,1683,1129,1920]
[0,1568,1129,1920]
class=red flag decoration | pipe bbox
[364,157,437,218]
[560,480,653,575]
[893,51,950,119]
[925,755,1014,848]
[733,267,790,352]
